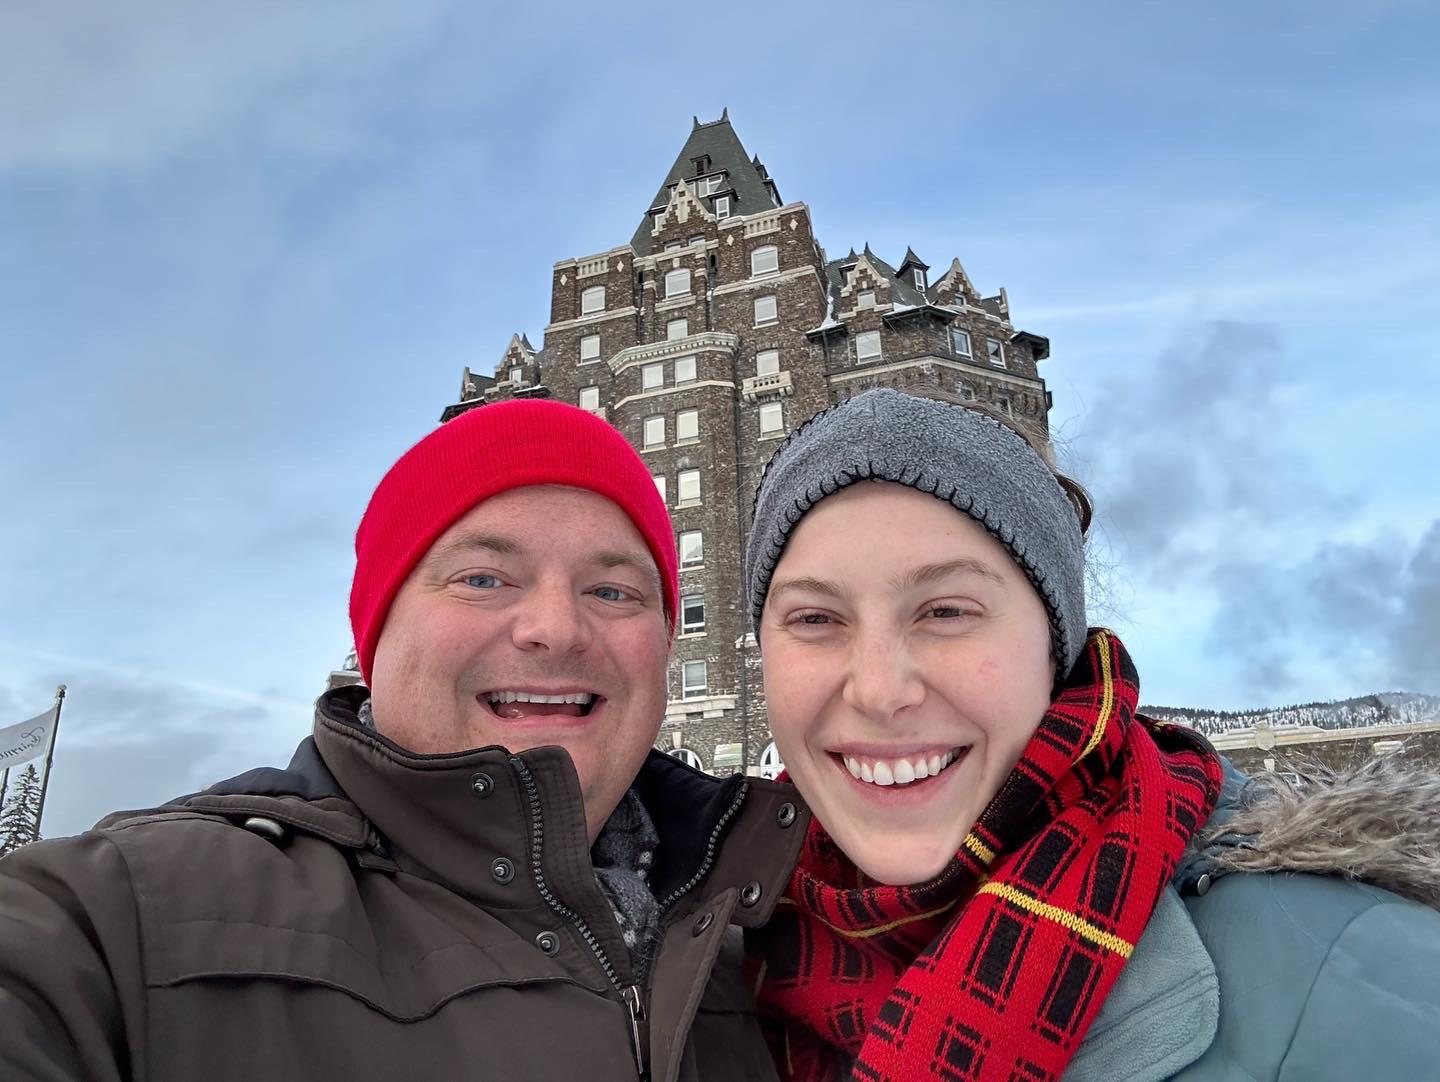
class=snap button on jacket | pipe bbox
[0,686,809,1082]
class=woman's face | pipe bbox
[761,482,1056,886]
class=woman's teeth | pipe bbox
[842,750,959,787]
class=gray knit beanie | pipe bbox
[745,388,1087,676]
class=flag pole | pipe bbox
[32,685,66,840]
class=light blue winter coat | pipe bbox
[1066,761,1440,1080]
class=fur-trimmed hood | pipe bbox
[1189,755,1440,910]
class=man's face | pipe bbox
[368,485,670,841]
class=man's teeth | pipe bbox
[486,692,595,705]
[843,750,959,787]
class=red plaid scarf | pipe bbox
[750,630,1223,1082]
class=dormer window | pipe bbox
[703,175,724,196]
[654,212,665,230]
[912,268,925,290]
[714,195,731,219]
[692,155,711,175]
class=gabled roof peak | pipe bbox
[633,111,777,254]
[897,246,929,271]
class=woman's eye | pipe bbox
[462,574,503,589]
[926,605,977,620]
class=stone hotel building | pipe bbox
[374,111,1056,776]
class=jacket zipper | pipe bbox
[510,755,650,1078]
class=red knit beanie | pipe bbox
[350,399,679,683]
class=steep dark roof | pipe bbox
[819,245,930,319]
[897,246,929,272]
[630,112,781,254]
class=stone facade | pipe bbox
[437,114,1055,777]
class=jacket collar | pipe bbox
[1062,887,1219,1082]
[175,685,807,934]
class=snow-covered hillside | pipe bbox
[1141,693,1440,737]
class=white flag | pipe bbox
[0,706,56,769]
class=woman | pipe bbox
[743,387,1440,1081]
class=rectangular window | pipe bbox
[579,386,600,411]
[713,196,731,219]
[679,530,703,567]
[666,318,689,341]
[754,295,777,325]
[996,395,1013,416]
[958,381,975,401]
[987,338,1006,368]
[654,212,665,230]
[665,240,682,252]
[681,594,706,635]
[581,286,605,315]
[509,367,523,384]
[676,408,699,442]
[703,175,723,195]
[756,349,780,376]
[952,328,972,358]
[750,246,779,277]
[759,401,784,436]
[653,474,667,503]
[855,330,882,361]
[665,268,691,298]
[913,268,925,290]
[678,468,701,505]
[642,362,664,391]
[580,334,601,363]
[857,290,875,309]
[682,659,708,699]
[688,234,705,247]
[674,355,697,384]
[643,415,665,449]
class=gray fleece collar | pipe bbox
[744,388,1087,676]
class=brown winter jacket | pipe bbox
[0,685,809,1081]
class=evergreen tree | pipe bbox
[0,764,43,856]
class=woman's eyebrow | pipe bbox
[892,559,1008,592]
[767,575,847,601]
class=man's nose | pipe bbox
[510,579,592,654]
[841,630,925,723]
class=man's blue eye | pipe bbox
[593,586,630,602]
[463,574,502,589]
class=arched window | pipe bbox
[758,742,784,781]
[670,747,704,770]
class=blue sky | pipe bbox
[3,0,1437,837]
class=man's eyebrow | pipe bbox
[594,549,664,589]
[892,559,1008,592]
[422,531,520,568]
[767,575,847,601]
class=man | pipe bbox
[0,400,808,1081]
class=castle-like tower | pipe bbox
[440,111,1053,776]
